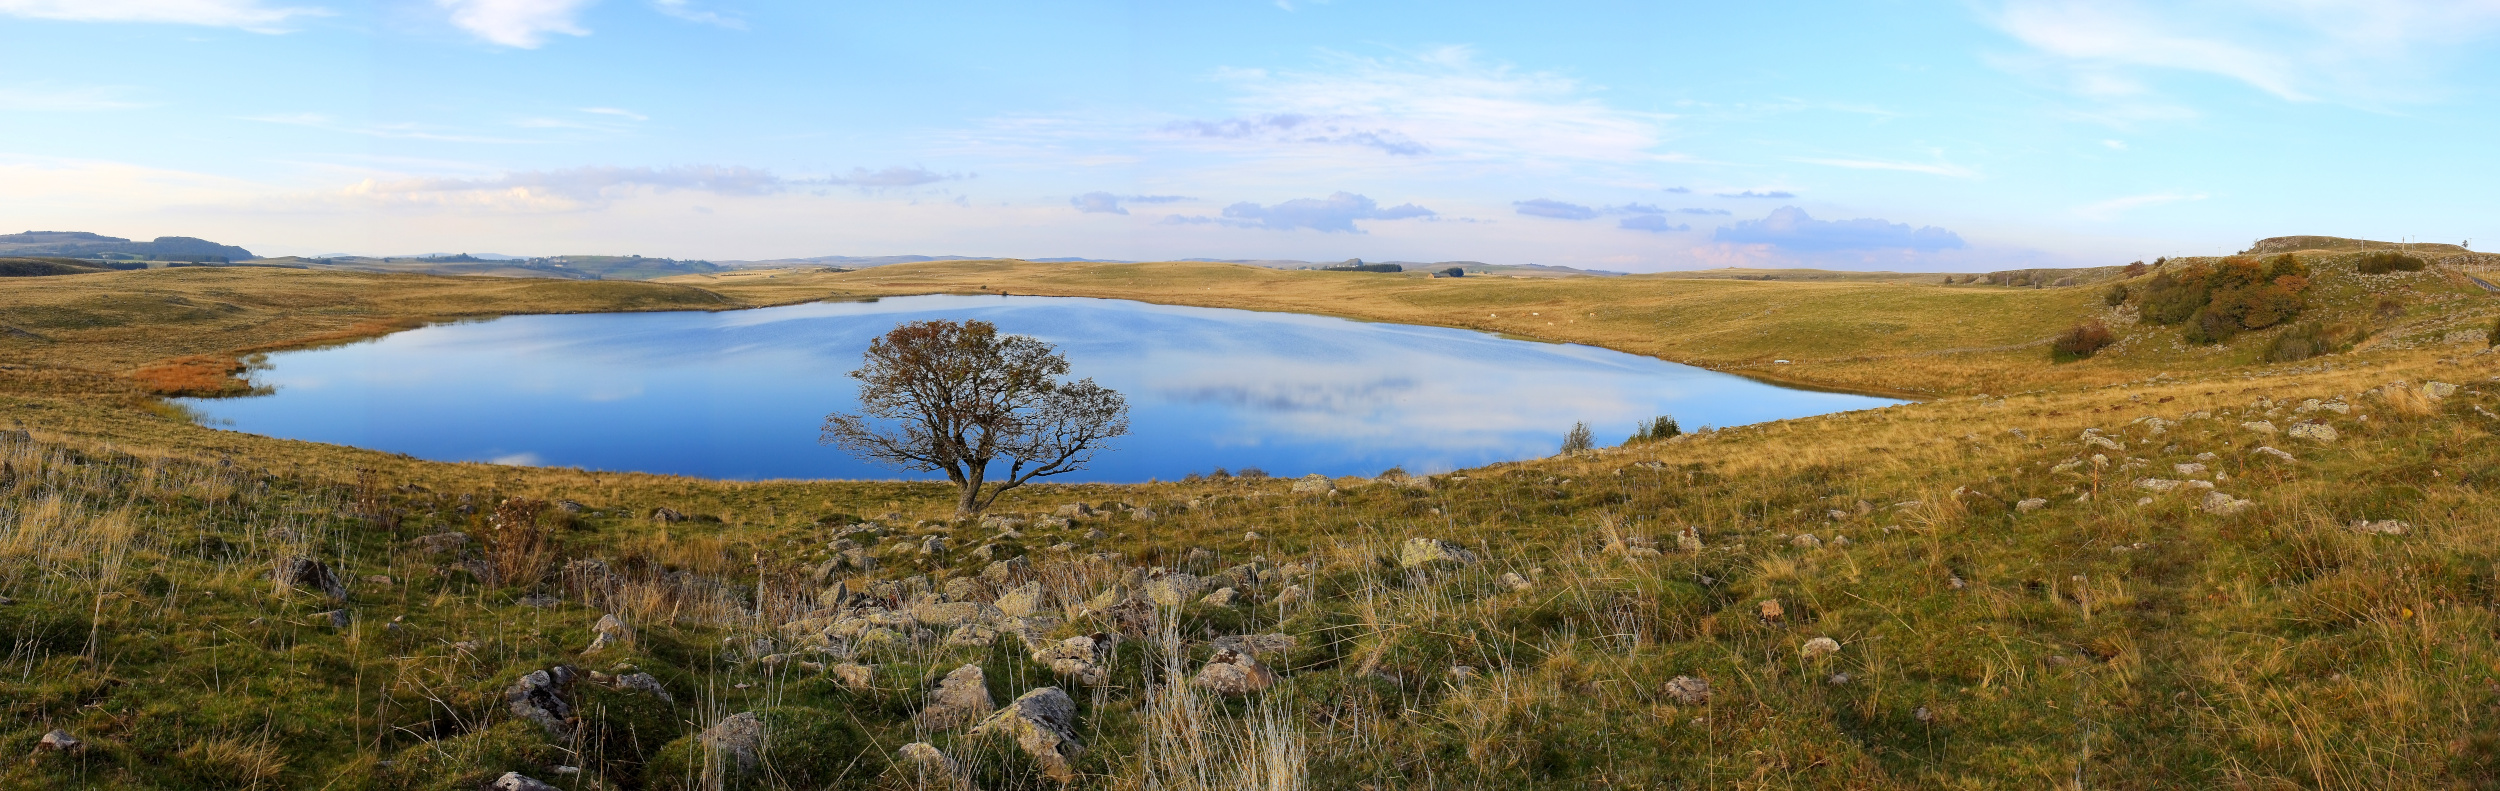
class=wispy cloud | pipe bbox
[245,112,533,143]
[340,163,969,211]
[579,106,647,121]
[1714,206,1965,252]
[652,0,740,28]
[1513,198,1596,220]
[0,0,328,32]
[1716,190,1796,199]
[1618,215,1689,233]
[1164,113,1428,156]
[0,84,147,112]
[1163,191,1433,233]
[1791,156,1979,178]
[437,0,597,48]
[1986,0,2500,106]
[1677,207,1731,215]
[2074,191,2206,220]
[1070,192,1193,215]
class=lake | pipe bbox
[180,295,1902,482]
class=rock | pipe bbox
[489,772,559,791]
[1132,507,1158,521]
[2015,498,2048,513]
[649,507,686,523]
[1192,648,1278,696]
[1398,537,1479,568]
[2252,446,2298,463]
[413,532,470,555]
[968,687,1084,782]
[1663,675,1710,705]
[898,743,974,791]
[1055,503,1096,518]
[916,664,996,730]
[1676,526,1704,553]
[2134,478,2183,493]
[2174,462,2208,476]
[1290,474,1334,494]
[272,555,347,602]
[1142,573,1207,607]
[942,623,1000,648]
[36,730,80,753]
[1033,633,1117,685]
[832,663,874,689]
[2241,421,2278,435]
[699,712,767,774]
[2200,491,2254,516]
[994,582,1045,617]
[1448,665,1478,682]
[507,666,579,739]
[1790,533,1822,550]
[1828,673,1853,686]
[2288,422,2338,444]
[919,536,947,555]
[2425,381,2458,399]
[1200,587,1239,606]
[1758,599,1784,621]
[1801,637,1842,660]
[317,609,350,628]
[2083,435,2123,451]
[914,600,1004,627]
[1497,572,1533,592]
[978,557,1032,588]
[585,613,633,654]
[615,672,674,704]
[2348,519,2411,535]
[1210,633,1297,657]
[1244,531,1263,541]
[1272,584,1309,608]
[942,576,988,602]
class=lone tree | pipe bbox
[821,319,1130,515]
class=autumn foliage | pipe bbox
[2135,254,2314,345]
[128,355,250,397]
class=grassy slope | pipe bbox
[1,252,2498,789]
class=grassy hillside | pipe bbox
[3,246,2499,789]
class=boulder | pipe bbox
[2015,498,2048,513]
[1398,538,1478,568]
[2241,421,2278,435]
[1497,572,1533,592]
[507,666,578,739]
[831,663,874,689]
[1200,587,1239,606]
[1191,648,1277,696]
[489,773,559,791]
[272,556,347,602]
[584,613,633,654]
[994,582,1045,617]
[915,664,995,730]
[1055,503,1096,518]
[898,743,975,791]
[36,730,80,753]
[1662,675,1710,706]
[942,623,1000,648]
[968,687,1084,783]
[1290,474,1334,494]
[413,532,470,555]
[2287,422,2338,444]
[1210,633,1297,657]
[2200,491,2254,516]
[1142,573,1206,607]
[615,672,674,704]
[2252,446,2298,463]
[698,712,767,774]
[1033,633,1117,685]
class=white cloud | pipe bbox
[1989,0,2500,105]
[651,0,739,28]
[2075,191,2207,220]
[437,0,598,48]
[1790,157,1979,179]
[0,0,325,31]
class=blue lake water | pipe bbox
[180,295,1902,482]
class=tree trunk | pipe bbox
[955,464,987,516]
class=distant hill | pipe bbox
[2244,235,2472,256]
[249,253,726,281]
[0,231,254,262]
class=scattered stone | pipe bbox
[1192,648,1278,696]
[1056,503,1096,519]
[2174,463,2208,476]
[1758,599,1784,622]
[2252,446,2297,463]
[2288,422,2339,444]
[2425,381,2458,399]
[2241,421,2278,435]
[994,582,1044,617]
[413,532,470,555]
[919,536,947,555]
[698,712,767,774]
[943,623,1000,648]
[1676,526,1704,553]
[1142,572,1207,607]
[489,772,559,791]
[916,664,996,730]
[1199,587,1239,607]
[1497,572,1533,592]
[1244,531,1263,541]
[1132,507,1159,521]
[507,666,579,739]
[615,672,673,703]
[898,743,975,791]
[1801,637,1842,660]
[1663,675,1711,705]
[1915,706,1935,723]
[2348,519,2412,535]
[1827,673,1852,686]
[649,507,686,523]
[317,609,350,628]
[969,687,1085,783]
[1272,584,1309,608]
[1790,533,1822,550]
[2134,478,2183,493]
[271,555,348,602]
[1211,633,1297,657]
[2083,435,2123,451]
[832,663,874,689]
[1033,633,1117,685]
[2200,491,2254,516]
[2016,498,2048,513]
[36,730,80,753]
[1398,537,1479,568]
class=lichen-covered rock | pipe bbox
[913,600,1003,628]
[1211,633,1298,657]
[2241,421,2278,435]
[899,742,975,791]
[1033,633,1117,685]
[2200,491,2253,516]
[1801,637,1842,660]
[1398,537,1478,568]
[1192,648,1277,696]
[614,672,673,704]
[831,663,874,689]
[943,623,1000,648]
[700,712,767,773]
[1497,572,1533,592]
[1290,474,1334,494]
[2251,446,2297,463]
[1662,675,1710,705]
[969,687,1084,782]
[2288,422,2339,444]
[489,772,558,791]
[1055,502,1096,518]
[584,613,632,654]
[1199,587,1239,606]
[2425,381,2458,399]
[2015,498,2048,513]
[271,555,347,602]
[916,664,996,730]
[507,666,578,739]
[994,582,1045,617]
[1142,572,1206,607]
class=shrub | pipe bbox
[2051,322,2116,361]
[2262,322,2354,363]
[2102,284,2129,307]
[1626,416,1681,445]
[2355,251,2425,274]
[2490,315,2500,347]
[1236,467,1267,479]
[2375,297,2405,320]
[1559,422,1594,455]
[2138,272,2206,325]
[2123,260,2148,277]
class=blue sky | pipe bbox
[3,0,2496,271]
